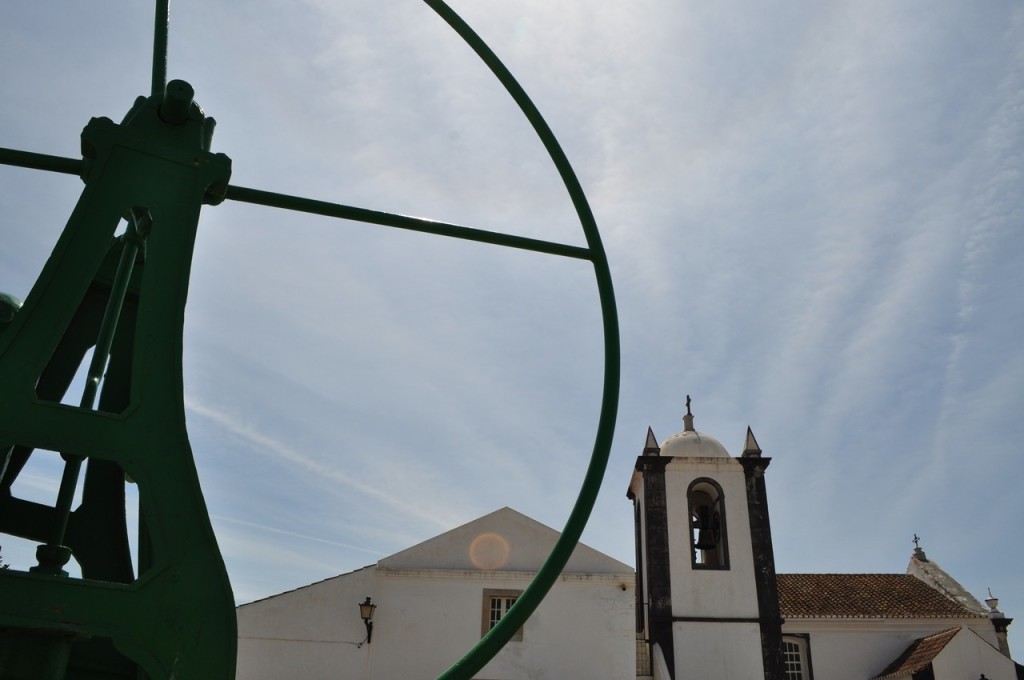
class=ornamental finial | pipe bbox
[683,395,695,432]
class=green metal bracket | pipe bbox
[0,1,619,678]
[0,80,235,678]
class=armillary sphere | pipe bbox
[0,2,619,678]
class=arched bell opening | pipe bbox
[687,478,729,570]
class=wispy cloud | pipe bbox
[185,396,459,532]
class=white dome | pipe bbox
[660,429,730,458]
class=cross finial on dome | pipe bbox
[683,394,695,432]
[912,533,928,561]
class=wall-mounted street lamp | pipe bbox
[359,597,377,644]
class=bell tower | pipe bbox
[628,398,784,679]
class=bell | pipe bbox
[693,504,718,551]
[695,527,717,551]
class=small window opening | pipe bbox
[783,636,811,679]
[481,589,523,641]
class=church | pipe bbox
[628,403,1019,679]
[236,404,1021,679]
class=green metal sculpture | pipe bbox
[0,2,619,678]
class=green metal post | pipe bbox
[152,0,170,97]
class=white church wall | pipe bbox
[664,457,759,618]
[783,619,1000,680]
[474,572,635,679]
[361,570,480,678]
[931,628,1019,680]
[370,569,634,679]
[236,564,634,679]
[673,620,764,677]
[236,566,378,680]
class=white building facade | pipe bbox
[236,507,635,680]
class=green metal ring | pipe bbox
[421,2,621,678]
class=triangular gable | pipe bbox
[872,626,1020,680]
[871,626,960,679]
[237,564,374,609]
[378,507,633,574]
[931,626,1023,680]
[908,551,988,615]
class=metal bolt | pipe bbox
[160,79,194,125]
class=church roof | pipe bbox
[378,507,633,574]
[777,574,987,619]
[907,548,989,614]
[659,428,730,458]
[869,626,961,679]
[652,397,732,459]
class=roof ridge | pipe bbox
[237,564,375,608]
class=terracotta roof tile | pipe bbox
[870,626,961,679]
[777,574,984,619]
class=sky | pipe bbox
[2,0,1023,661]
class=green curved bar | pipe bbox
[420,2,621,678]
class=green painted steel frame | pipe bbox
[0,92,235,678]
[0,1,620,678]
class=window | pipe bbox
[783,635,812,680]
[481,589,523,641]
[687,478,729,569]
[489,595,516,629]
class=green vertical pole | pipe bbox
[151,0,169,97]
